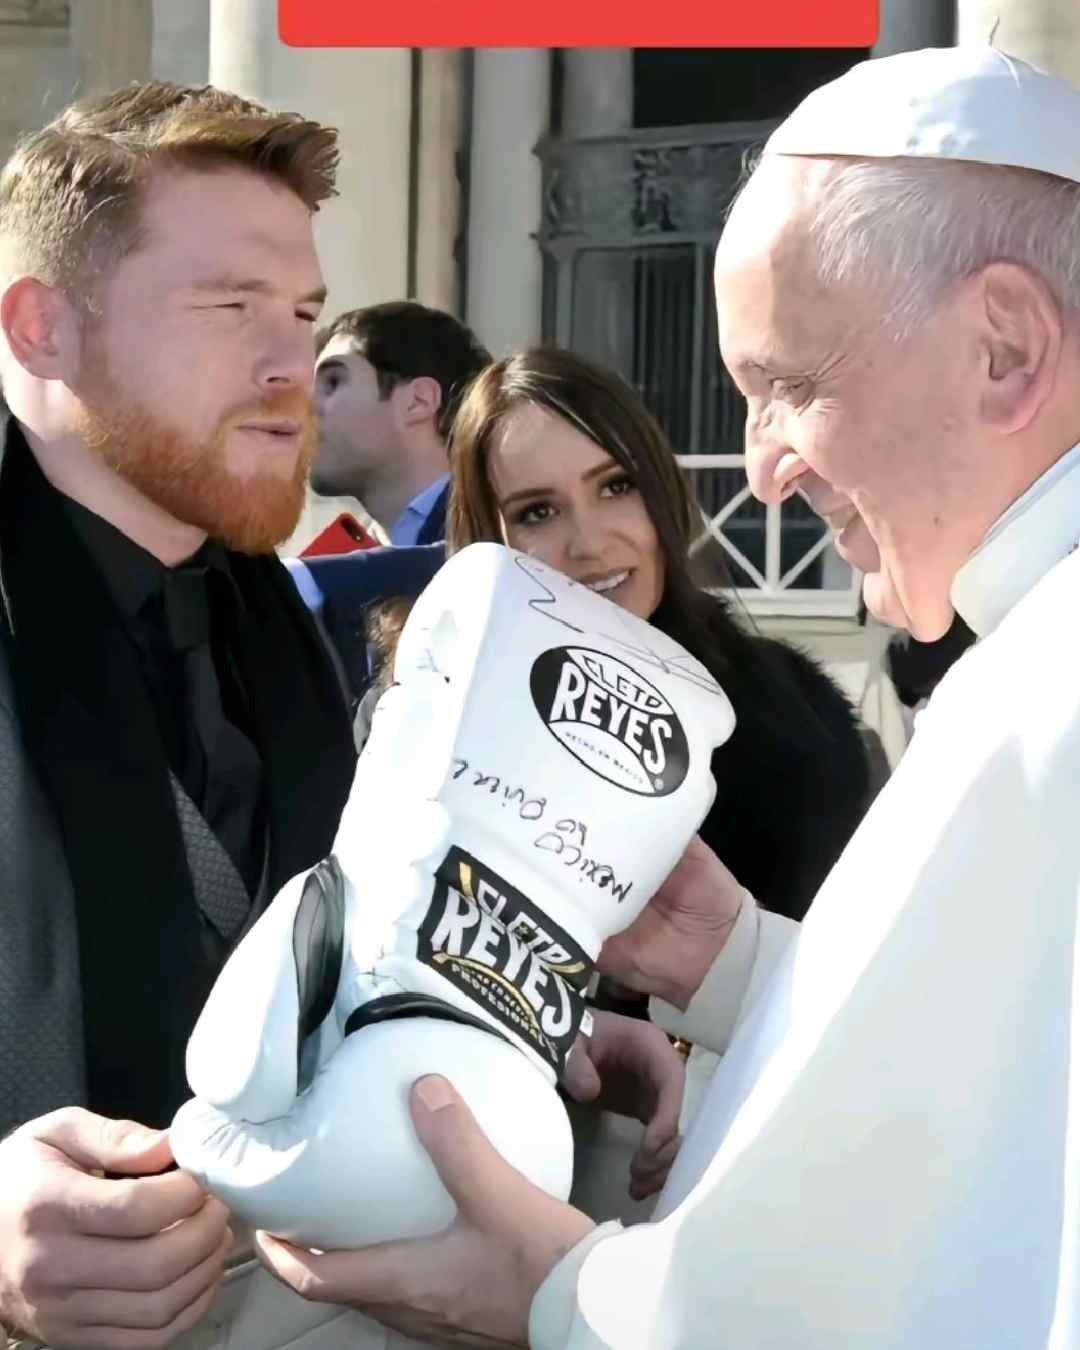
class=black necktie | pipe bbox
[161,562,264,897]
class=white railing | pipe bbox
[676,454,861,618]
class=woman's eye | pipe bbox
[600,475,636,498]
[515,502,554,526]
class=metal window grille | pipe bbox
[537,121,860,617]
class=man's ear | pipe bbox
[0,277,79,381]
[976,261,1061,435]
[399,375,443,428]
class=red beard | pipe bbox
[75,384,316,555]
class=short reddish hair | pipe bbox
[0,80,338,299]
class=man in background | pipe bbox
[288,301,491,702]
[313,300,490,544]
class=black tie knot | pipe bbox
[163,564,211,652]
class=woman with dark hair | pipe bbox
[445,346,870,922]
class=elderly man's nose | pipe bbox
[746,431,808,505]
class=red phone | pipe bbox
[300,513,380,558]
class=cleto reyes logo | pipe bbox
[531,646,690,796]
[417,847,591,1075]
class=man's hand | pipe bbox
[256,1075,595,1348]
[0,1107,231,1349]
[599,835,747,1009]
[563,1011,684,1200]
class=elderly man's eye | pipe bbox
[773,377,811,402]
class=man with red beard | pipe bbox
[0,83,355,1346]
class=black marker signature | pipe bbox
[513,554,586,636]
[514,552,725,699]
[534,818,634,904]
[451,758,547,821]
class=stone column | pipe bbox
[958,0,1080,87]
[562,48,633,138]
[560,49,634,374]
[415,49,464,315]
[72,0,152,97]
[209,0,411,320]
[0,6,77,160]
[466,49,550,355]
[151,0,209,87]
[872,0,953,56]
[209,0,413,547]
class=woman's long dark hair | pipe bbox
[447,346,746,681]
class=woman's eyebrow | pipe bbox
[582,457,619,482]
[499,458,617,510]
[499,486,552,510]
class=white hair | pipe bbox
[801,156,1080,339]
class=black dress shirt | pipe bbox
[63,498,265,895]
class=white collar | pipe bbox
[951,440,1080,637]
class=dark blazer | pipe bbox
[0,420,356,1128]
[0,625,86,1137]
[309,542,447,703]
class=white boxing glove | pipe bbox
[171,544,734,1250]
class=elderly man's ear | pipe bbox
[975,261,1062,435]
[1,277,80,383]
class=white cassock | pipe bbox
[530,442,1080,1349]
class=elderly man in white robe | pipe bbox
[255,45,1080,1350]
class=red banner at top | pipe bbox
[279,0,879,48]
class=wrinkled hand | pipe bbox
[599,834,747,1008]
[0,1107,231,1349]
[256,1075,595,1347]
[563,1010,684,1199]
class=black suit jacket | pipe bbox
[0,421,356,1125]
